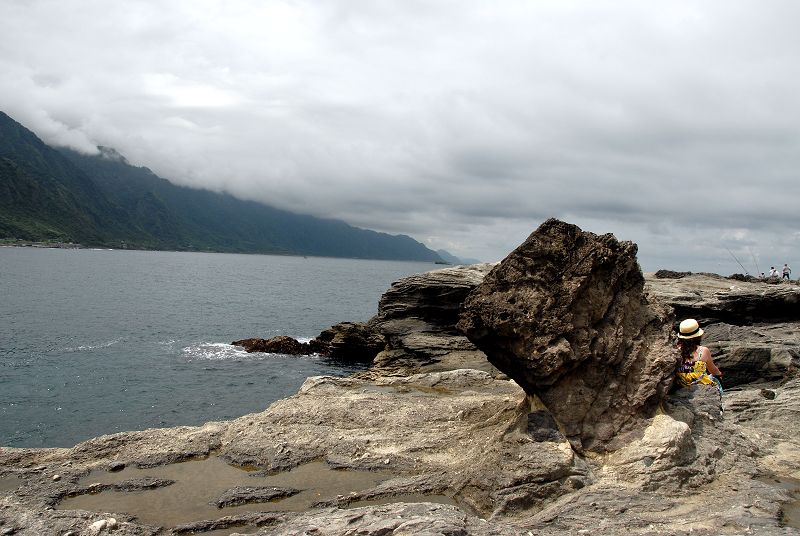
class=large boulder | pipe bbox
[458,219,676,452]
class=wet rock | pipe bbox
[233,323,384,363]
[211,485,300,507]
[60,476,176,502]
[112,477,175,492]
[232,335,305,355]
[310,322,386,362]
[459,219,676,452]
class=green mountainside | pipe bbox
[0,111,444,262]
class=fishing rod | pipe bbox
[748,247,760,277]
[726,247,749,276]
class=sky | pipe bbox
[1,0,799,273]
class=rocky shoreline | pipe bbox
[1,219,799,535]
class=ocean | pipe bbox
[0,247,435,448]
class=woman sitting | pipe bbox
[676,318,723,393]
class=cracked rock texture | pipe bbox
[458,219,677,453]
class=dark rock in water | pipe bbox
[234,323,384,362]
[232,336,305,355]
[458,218,676,452]
[310,322,385,362]
[211,485,300,507]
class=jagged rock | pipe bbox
[644,273,800,323]
[232,336,306,355]
[369,263,501,375]
[233,323,385,363]
[310,322,385,362]
[458,219,676,452]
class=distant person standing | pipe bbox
[783,263,792,280]
[769,266,779,278]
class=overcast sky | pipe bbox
[2,0,799,273]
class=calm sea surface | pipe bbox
[0,247,435,448]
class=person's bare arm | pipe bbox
[700,347,722,376]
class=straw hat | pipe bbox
[678,318,704,339]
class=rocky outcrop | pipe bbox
[233,335,308,355]
[232,264,499,373]
[312,322,386,362]
[645,272,800,323]
[4,220,800,536]
[369,263,501,375]
[458,219,676,452]
[232,322,386,363]
[0,370,594,534]
[644,274,800,387]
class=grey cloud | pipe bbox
[1,0,799,271]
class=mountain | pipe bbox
[0,111,443,262]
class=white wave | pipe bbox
[182,342,256,361]
[183,341,322,361]
[64,338,123,352]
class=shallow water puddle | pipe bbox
[58,457,413,528]
[759,475,800,529]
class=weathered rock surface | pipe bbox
[2,366,797,535]
[458,219,676,452]
[311,321,386,362]
[233,264,500,373]
[644,274,800,388]
[0,370,594,535]
[369,263,502,376]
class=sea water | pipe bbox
[0,247,434,448]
